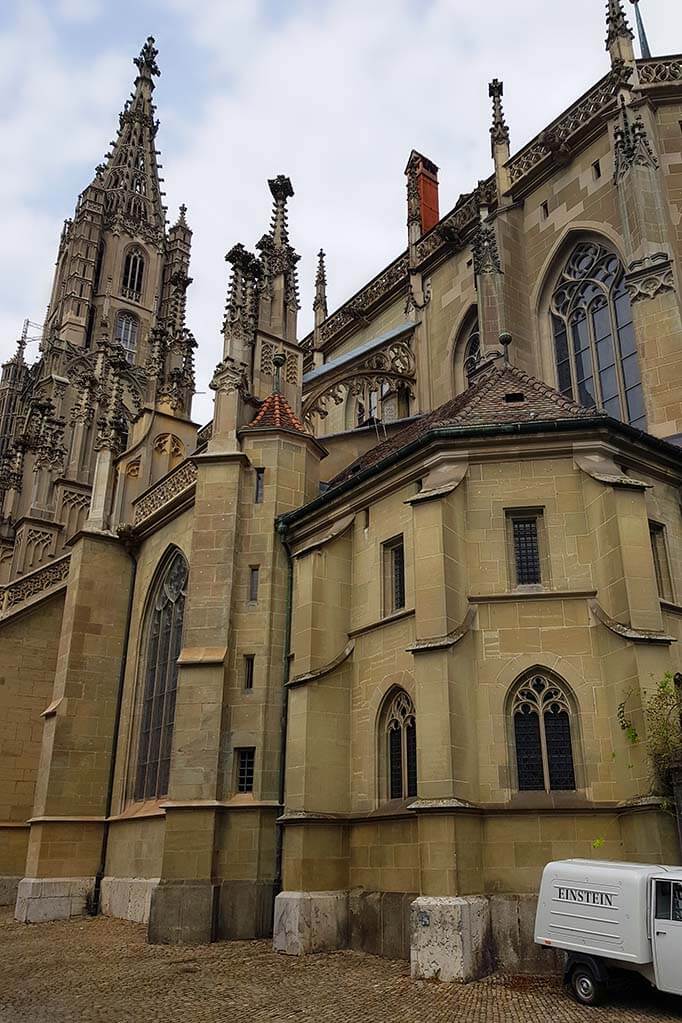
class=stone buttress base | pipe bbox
[100,877,159,924]
[273,891,349,955]
[15,877,94,922]
[410,896,492,982]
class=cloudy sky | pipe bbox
[0,0,678,424]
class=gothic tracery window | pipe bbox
[122,248,145,300]
[115,311,139,363]
[512,674,576,793]
[464,322,481,385]
[550,242,645,429]
[381,688,417,801]
[134,550,188,802]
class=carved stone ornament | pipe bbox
[638,57,682,86]
[209,358,248,397]
[133,460,198,525]
[613,97,659,182]
[1,555,70,616]
[625,253,676,303]
[472,220,502,276]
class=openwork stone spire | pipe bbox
[95,36,166,242]
[268,175,294,248]
[489,79,510,151]
[313,250,328,322]
[613,96,658,181]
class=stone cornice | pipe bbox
[407,606,477,653]
[288,640,355,688]
[589,599,676,644]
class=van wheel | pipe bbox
[571,965,606,1007]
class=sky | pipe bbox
[0,0,679,425]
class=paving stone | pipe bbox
[0,908,681,1023]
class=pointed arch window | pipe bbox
[550,241,645,429]
[115,311,139,363]
[512,674,576,793]
[464,322,481,385]
[381,689,417,801]
[122,248,144,301]
[134,551,188,802]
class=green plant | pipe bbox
[617,692,640,745]
[643,673,682,796]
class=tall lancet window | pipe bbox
[134,550,188,801]
[122,248,145,300]
[512,673,576,793]
[464,322,481,385]
[381,688,417,801]
[550,241,645,429]
[115,312,139,363]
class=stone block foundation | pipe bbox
[273,891,349,955]
[0,876,21,907]
[15,877,93,923]
[100,877,159,925]
[410,896,493,983]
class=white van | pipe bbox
[535,859,682,1006]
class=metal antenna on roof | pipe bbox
[629,0,652,58]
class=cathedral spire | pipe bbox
[630,0,652,59]
[313,250,328,325]
[489,80,511,198]
[606,0,635,66]
[95,35,166,242]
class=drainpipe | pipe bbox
[273,520,294,907]
[89,539,138,915]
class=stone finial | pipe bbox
[629,0,652,59]
[606,0,635,64]
[134,36,160,79]
[313,250,328,321]
[489,79,510,151]
[176,203,188,226]
[268,175,295,247]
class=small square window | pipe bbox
[649,521,674,602]
[248,566,260,602]
[383,536,406,615]
[507,511,545,587]
[236,748,255,793]
[244,654,255,691]
[254,468,265,504]
[592,159,602,181]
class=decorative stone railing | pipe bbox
[0,554,71,618]
[133,460,198,526]
[638,56,682,86]
[196,421,213,447]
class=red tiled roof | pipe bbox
[328,363,601,487]
[242,392,307,434]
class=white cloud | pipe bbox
[1,0,680,424]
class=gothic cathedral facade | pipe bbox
[1,5,682,978]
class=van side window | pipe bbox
[655,881,671,920]
[673,883,682,923]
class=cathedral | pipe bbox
[1,1,682,980]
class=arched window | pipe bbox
[115,312,139,363]
[550,241,645,429]
[121,248,144,300]
[464,322,481,385]
[381,688,417,801]
[134,550,188,801]
[512,673,576,793]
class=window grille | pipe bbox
[550,241,645,429]
[236,748,255,793]
[134,551,188,801]
[511,517,541,585]
[244,654,255,691]
[115,312,139,363]
[121,249,144,300]
[254,468,265,504]
[248,566,259,602]
[383,689,417,801]
[512,675,576,793]
[649,522,673,601]
[383,536,405,615]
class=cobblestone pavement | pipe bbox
[1,910,682,1023]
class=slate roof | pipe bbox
[242,392,307,434]
[328,363,601,487]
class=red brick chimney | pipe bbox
[405,150,440,235]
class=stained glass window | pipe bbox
[383,689,417,801]
[512,674,576,793]
[550,242,646,429]
[134,550,188,801]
